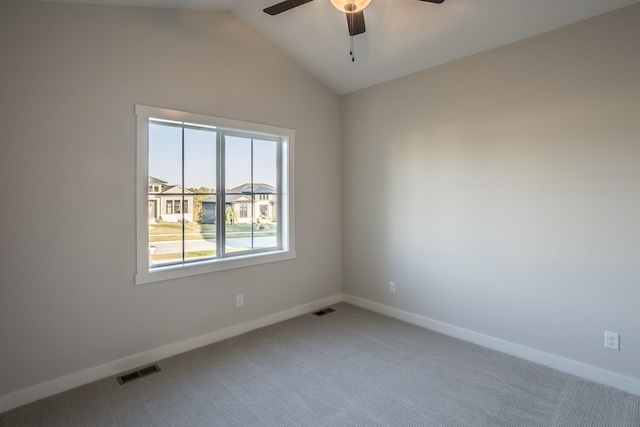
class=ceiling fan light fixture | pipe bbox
[330,0,371,13]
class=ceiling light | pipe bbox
[330,0,371,13]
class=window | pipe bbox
[136,105,295,285]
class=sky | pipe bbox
[148,122,278,191]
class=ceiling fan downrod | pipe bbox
[349,13,355,61]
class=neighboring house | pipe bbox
[201,183,277,225]
[148,177,194,223]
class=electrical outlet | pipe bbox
[236,294,244,308]
[605,331,619,351]
[389,282,396,294]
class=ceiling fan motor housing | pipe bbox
[330,0,371,13]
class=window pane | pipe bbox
[148,123,183,267]
[253,139,277,191]
[184,127,217,261]
[184,128,216,191]
[224,136,251,190]
[224,136,252,253]
[149,123,182,188]
[253,139,278,250]
[223,137,278,253]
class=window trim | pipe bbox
[135,105,295,285]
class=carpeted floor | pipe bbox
[2,303,639,426]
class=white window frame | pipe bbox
[135,105,295,285]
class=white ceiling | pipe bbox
[41,0,639,94]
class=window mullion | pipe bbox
[217,131,224,257]
[181,125,186,264]
[251,138,255,250]
[276,139,282,250]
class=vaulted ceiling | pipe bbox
[41,0,640,94]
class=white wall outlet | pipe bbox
[605,331,619,351]
[389,282,396,294]
[236,294,244,308]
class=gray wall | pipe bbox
[342,4,640,382]
[2,0,639,408]
[0,0,342,398]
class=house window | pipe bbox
[135,105,295,285]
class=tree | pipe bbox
[225,204,238,225]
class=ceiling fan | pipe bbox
[264,0,445,38]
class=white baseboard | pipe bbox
[0,294,343,413]
[343,294,640,397]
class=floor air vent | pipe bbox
[312,308,336,316]
[117,364,161,385]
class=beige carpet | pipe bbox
[2,303,639,426]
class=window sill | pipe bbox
[135,250,296,285]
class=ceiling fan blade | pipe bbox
[418,0,445,3]
[264,0,314,15]
[346,11,366,36]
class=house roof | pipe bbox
[148,176,168,184]
[227,183,276,194]
[162,185,194,195]
[201,183,274,204]
[201,194,251,205]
